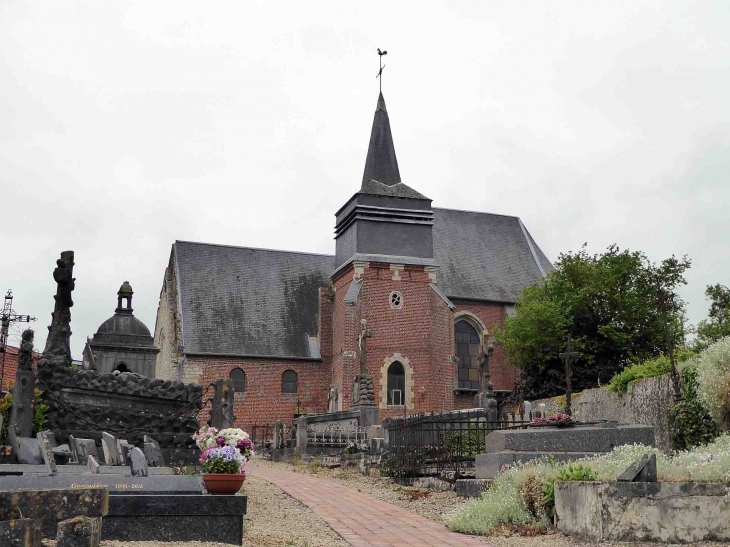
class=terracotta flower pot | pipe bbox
[203,473,246,495]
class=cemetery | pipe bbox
[2,11,730,545]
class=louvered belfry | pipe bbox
[334,93,435,271]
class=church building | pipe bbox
[153,92,553,426]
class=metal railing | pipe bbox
[239,423,275,448]
[306,422,368,447]
[384,409,535,478]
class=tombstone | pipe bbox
[208,378,236,429]
[538,403,546,417]
[618,453,657,482]
[143,435,166,466]
[72,437,99,465]
[68,435,80,463]
[37,431,58,475]
[9,425,44,464]
[143,442,162,468]
[87,455,101,474]
[9,329,36,438]
[120,443,133,466]
[52,444,73,465]
[101,432,122,466]
[129,447,149,477]
[273,421,283,450]
[523,401,532,419]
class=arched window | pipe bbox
[282,370,298,393]
[455,320,480,390]
[387,361,405,405]
[229,368,246,393]
[115,363,128,373]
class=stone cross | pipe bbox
[559,334,581,416]
[358,319,372,375]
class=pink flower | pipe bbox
[216,436,226,446]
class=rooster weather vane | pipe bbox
[376,48,387,92]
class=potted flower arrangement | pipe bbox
[529,412,576,428]
[193,426,255,494]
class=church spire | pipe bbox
[362,92,401,186]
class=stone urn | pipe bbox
[203,473,246,495]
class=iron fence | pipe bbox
[306,422,368,447]
[239,423,275,448]
[384,409,535,478]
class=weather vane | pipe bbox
[376,48,387,92]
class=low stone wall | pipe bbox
[535,374,674,451]
[555,481,730,543]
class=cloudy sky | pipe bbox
[1,1,728,359]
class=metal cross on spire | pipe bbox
[558,333,580,416]
[376,48,388,93]
[0,290,36,393]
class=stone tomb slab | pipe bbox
[0,464,174,476]
[0,518,43,546]
[0,486,108,538]
[104,494,247,545]
[0,475,203,495]
[484,425,655,453]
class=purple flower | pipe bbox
[237,438,254,451]
[216,436,226,446]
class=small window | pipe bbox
[389,291,403,309]
[387,361,405,405]
[229,368,246,393]
[282,370,298,393]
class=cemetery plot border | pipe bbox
[384,409,532,478]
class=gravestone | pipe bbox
[129,447,149,477]
[73,438,99,465]
[208,378,236,429]
[37,431,58,475]
[101,432,121,466]
[618,453,657,482]
[143,443,162,467]
[9,329,36,438]
[143,435,165,466]
[68,435,80,463]
[120,443,133,466]
[9,425,43,465]
[87,455,100,474]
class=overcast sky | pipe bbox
[1,1,729,359]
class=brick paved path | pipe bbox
[249,465,487,547]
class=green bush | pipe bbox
[0,392,11,444]
[444,425,483,457]
[541,463,596,519]
[693,337,730,430]
[668,366,719,451]
[379,452,406,478]
[606,348,697,394]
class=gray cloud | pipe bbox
[1,1,728,358]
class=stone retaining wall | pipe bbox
[535,374,674,451]
[555,481,730,543]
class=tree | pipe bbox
[694,284,730,351]
[495,245,690,400]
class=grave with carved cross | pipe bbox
[559,334,581,415]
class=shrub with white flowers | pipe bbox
[693,336,730,430]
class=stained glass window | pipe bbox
[282,370,298,393]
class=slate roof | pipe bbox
[362,93,401,186]
[432,208,554,302]
[174,241,333,359]
[173,210,552,358]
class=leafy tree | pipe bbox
[496,245,690,400]
[694,284,730,351]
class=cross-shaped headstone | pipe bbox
[559,334,580,416]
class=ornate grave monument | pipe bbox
[36,251,203,448]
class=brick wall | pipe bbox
[0,347,40,391]
[189,355,329,427]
